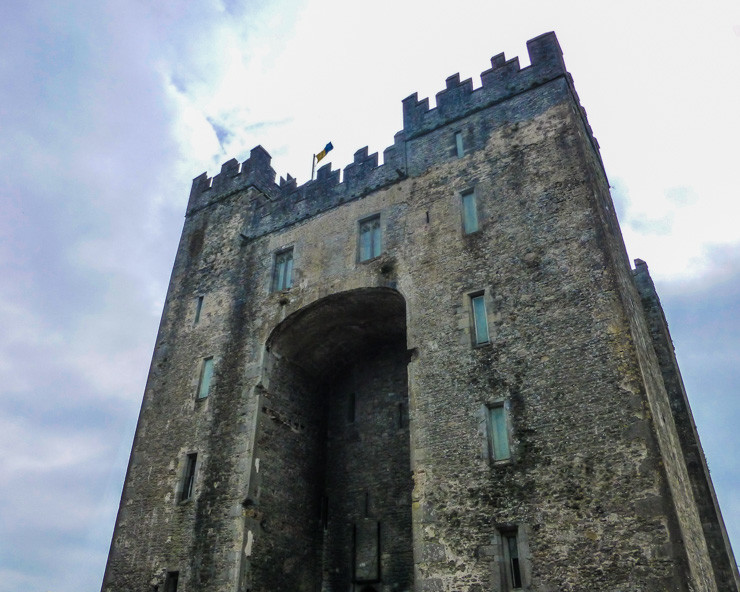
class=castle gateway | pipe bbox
[102,33,739,592]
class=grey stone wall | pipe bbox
[634,260,740,591]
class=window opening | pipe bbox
[348,392,356,423]
[164,571,179,592]
[488,404,511,461]
[197,357,214,399]
[504,532,523,589]
[273,248,294,291]
[359,215,381,261]
[320,496,329,530]
[180,454,197,502]
[455,131,464,157]
[462,189,479,234]
[398,403,404,429]
[194,296,204,324]
[471,294,489,345]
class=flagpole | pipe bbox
[311,154,316,181]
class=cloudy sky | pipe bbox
[1,1,739,590]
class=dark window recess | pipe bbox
[180,453,197,502]
[455,131,464,157]
[164,571,179,592]
[398,403,405,429]
[348,392,356,423]
[320,496,329,530]
[505,533,523,589]
[194,295,203,324]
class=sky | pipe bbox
[1,1,739,590]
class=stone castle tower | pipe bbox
[102,32,739,592]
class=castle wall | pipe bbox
[103,32,737,592]
[567,97,722,590]
[634,260,740,591]
[398,97,696,591]
[102,185,269,590]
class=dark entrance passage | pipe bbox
[244,288,413,592]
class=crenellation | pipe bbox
[401,93,430,135]
[186,146,278,215]
[343,146,379,193]
[404,31,565,140]
[383,131,407,171]
[211,158,240,194]
[240,145,277,193]
[489,52,507,69]
[435,75,474,122]
[278,173,296,191]
[479,55,520,87]
[525,31,566,75]
[187,32,568,219]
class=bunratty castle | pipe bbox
[102,32,739,592]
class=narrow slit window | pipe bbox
[180,454,197,502]
[471,294,489,345]
[455,131,464,157]
[488,404,511,461]
[273,248,294,291]
[194,296,204,324]
[504,532,523,589]
[359,215,381,261]
[197,357,214,399]
[164,571,179,592]
[348,392,356,423]
[462,189,479,234]
[320,496,329,530]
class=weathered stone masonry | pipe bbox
[103,32,739,592]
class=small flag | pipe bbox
[316,142,334,163]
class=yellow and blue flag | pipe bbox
[316,142,333,163]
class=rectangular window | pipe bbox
[273,248,294,291]
[462,189,479,234]
[455,131,464,157]
[197,357,214,399]
[358,215,381,261]
[471,294,489,345]
[194,295,204,324]
[164,571,179,592]
[503,532,523,589]
[488,404,511,461]
[180,454,197,502]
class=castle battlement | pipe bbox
[402,32,565,138]
[186,32,569,236]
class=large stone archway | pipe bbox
[243,288,413,592]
